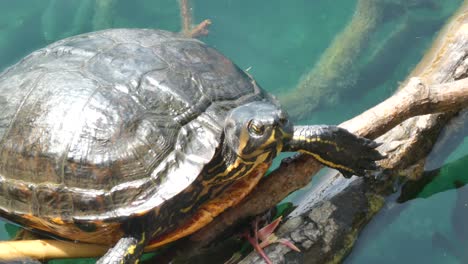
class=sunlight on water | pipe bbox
[0,0,465,263]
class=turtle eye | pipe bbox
[247,119,265,136]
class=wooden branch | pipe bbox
[236,2,468,263]
[189,76,468,245]
[190,4,468,249]
[179,0,192,36]
[342,77,468,138]
[188,19,212,38]
[178,0,211,38]
[2,69,466,262]
[279,0,383,118]
[0,240,107,260]
[2,2,468,262]
[180,7,468,259]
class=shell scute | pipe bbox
[0,29,264,231]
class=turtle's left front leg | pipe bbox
[283,125,384,178]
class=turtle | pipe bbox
[0,28,383,263]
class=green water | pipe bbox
[0,0,466,263]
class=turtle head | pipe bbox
[224,102,293,161]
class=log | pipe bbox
[179,0,193,36]
[279,0,383,118]
[188,3,468,248]
[234,2,468,263]
[2,1,468,263]
[0,240,107,260]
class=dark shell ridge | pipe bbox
[0,29,267,221]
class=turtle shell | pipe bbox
[0,29,269,237]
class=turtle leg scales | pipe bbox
[284,125,384,177]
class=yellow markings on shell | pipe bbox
[301,150,355,173]
[51,217,65,225]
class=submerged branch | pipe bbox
[189,75,468,246]
[2,1,468,262]
[92,0,116,31]
[279,0,382,118]
[179,0,192,36]
[178,0,211,38]
[236,2,468,263]
[188,19,212,38]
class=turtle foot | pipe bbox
[244,216,300,264]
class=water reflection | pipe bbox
[347,152,468,264]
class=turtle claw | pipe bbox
[277,238,301,252]
[341,171,354,179]
[244,216,300,264]
[360,140,386,161]
[347,137,386,177]
[257,216,282,241]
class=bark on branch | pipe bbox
[343,76,468,138]
[1,28,468,263]
[188,76,468,246]
[2,1,468,263]
[234,2,468,263]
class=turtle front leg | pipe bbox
[97,232,147,264]
[283,125,384,178]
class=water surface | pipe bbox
[0,0,466,263]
